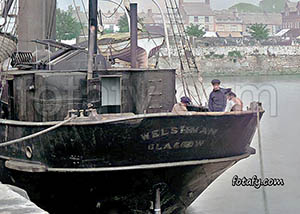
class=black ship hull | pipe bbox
[0,111,262,213]
[0,153,250,214]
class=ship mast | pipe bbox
[88,0,98,55]
[87,0,98,80]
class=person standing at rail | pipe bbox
[208,79,231,112]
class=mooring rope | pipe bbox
[0,116,77,148]
[257,109,269,214]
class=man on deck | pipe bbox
[208,79,231,112]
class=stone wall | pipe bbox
[193,46,300,56]
[157,46,300,76]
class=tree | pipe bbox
[117,15,145,33]
[56,8,81,41]
[259,0,285,13]
[117,15,129,33]
[186,24,205,38]
[248,23,270,41]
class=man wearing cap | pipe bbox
[172,96,191,114]
[208,79,231,112]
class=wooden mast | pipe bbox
[87,0,98,80]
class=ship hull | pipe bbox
[0,111,262,213]
[0,153,250,214]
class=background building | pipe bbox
[239,12,282,36]
[214,10,243,37]
[179,0,215,31]
[282,1,300,29]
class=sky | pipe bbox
[58,0,261,12]
[57,0,298,12]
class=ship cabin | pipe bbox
[4,48,176,122]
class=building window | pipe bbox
[205,25,209,31]
[194,16,198,22]
[231,25,238,31]
[205,16,209,22]
[218,25,225,31]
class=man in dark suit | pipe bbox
[208,79,231,112]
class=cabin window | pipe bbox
[101,76,121,113]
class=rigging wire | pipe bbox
[73,0,87,41]
[257,109,270,214]
[101,0,123,18]
[165,0,208,106]
[80,0,88,20]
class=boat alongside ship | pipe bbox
[0,0,264,213]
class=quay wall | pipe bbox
[158,46,300,76]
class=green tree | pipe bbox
[117,15,129,33]
[248,23,270,41]
[56,8,81,41]
[259,0,285,13]
[186,24,205,38]
[117,15,145,33]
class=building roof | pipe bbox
[239,13,282,26]
[275,28,300,38]
[275,29,290,36]
[217,32,243,38]
[181,2,213,16]
[203,32,218,37]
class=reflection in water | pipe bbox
[184,75,300,214]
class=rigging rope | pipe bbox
[80,0,88,20]
[0,115,77,148]
[73,0,87,41]
[256,109,270,214]
[165,0,208,106]
[101,0,123,18]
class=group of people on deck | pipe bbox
[172,79,243,114]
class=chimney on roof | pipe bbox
[205,0,210,5]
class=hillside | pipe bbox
[229,3,263,13]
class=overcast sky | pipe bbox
[57,0,296,12]
[58,0,259,11]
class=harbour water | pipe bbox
[186,75,300,214]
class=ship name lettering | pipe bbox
[141,126,218,141]
[147,140,205,151]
